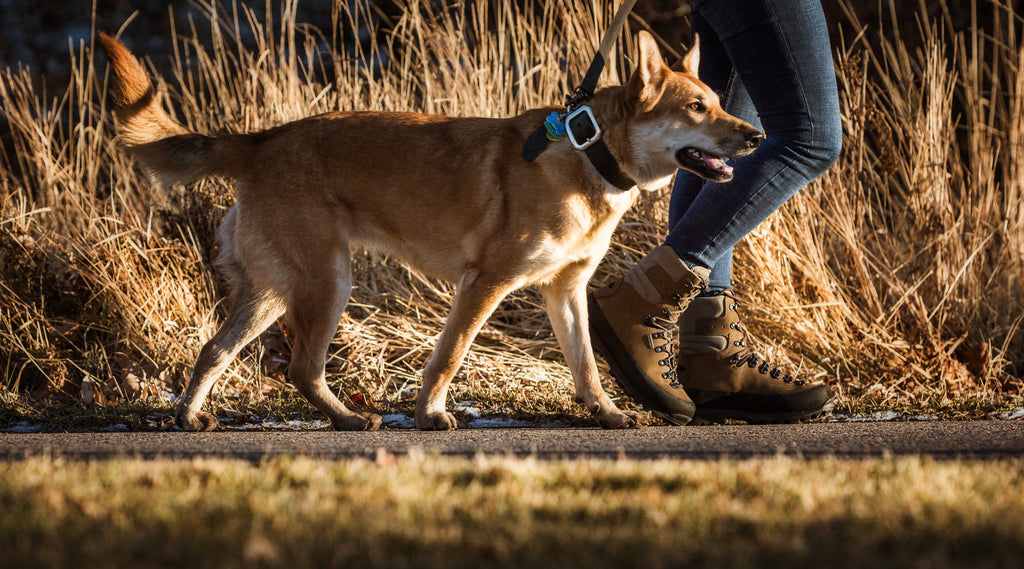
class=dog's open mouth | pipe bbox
[676,147,734,182]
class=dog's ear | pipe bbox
[671,35,701,79]
[629,31,668,111]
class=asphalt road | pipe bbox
[2,420,1022,460]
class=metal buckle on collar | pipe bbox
[565,105,601,150]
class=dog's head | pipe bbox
[623,32,763,185]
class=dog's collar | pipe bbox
[521,0,638,190]
[522,109,636,191]
[583,139,636,191]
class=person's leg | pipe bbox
[666,0,841,423]
[669,11,763,293]
[664,0,842,271]
[591,0,841,424]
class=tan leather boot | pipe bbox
[588,245,711,425]
[676,290,834,423]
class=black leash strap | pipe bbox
[522,0,638,164]
[574,0,638,104]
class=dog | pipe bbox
[98,29,762,431]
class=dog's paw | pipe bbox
[177,410,220,432]
[415,411,459,431]
[595,409,644,430]
[332,412,382,431]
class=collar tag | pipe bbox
[565,105,602,150]
[544,112,567,141]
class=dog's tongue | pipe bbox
[698,151,733,176]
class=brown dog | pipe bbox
[98,30,761,431]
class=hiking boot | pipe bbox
[675,290,834,423]
[588,245,711,425]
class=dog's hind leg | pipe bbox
[415,270,514,430]
[539,265,642,429]
[284,251,381,431]
[177,282,284,431]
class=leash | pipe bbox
[571,0,639,108]
[522,0,639,190]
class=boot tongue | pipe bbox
[623,246,710,304]
[678,294,731,356]
[678,336,729,356]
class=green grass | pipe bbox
[1,454,1022,568]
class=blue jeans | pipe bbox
[665,0,843,291]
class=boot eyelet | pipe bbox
[662,372,674,379]
[734,340,745,347]
[729,304,737,311]
[759,363,770,374]
[784,376,794,383]
[795,380,806,386]
[730,322,741,330]
[729,356,739,365]
[770,369,782,379]
[659,359,670,367]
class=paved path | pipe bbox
[2,420,1022,460]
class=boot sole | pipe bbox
[587,292,695,426]
[690,396,836,425]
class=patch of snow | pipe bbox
[992,407,1024,420]
[225,422,263,430]
[223,418,331,431]
[265,419,330,431]
[99,423,129,432]
[833,411,899,422]
[376,413,560,429]
[832,411,936,422]
[454,401,483,418]
[4,421,43,433]
[382,414,416,429]
[466,417,541,428]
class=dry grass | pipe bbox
[2,454,1023,568]
[1,0,1021,426]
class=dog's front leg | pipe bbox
[415,270,512,430]
[540,269,643,429]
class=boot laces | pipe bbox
[644,286,701,388]
[724,301,806,386]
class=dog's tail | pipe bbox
[98,32,250,186]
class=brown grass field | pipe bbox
[3,2,1024,568]
[0,454,1020,569]
[1,0,1022,427]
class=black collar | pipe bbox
[521,119,636,191]
[583,139,636,191]
[520,0,638,190]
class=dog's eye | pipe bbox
[687,101,706,113]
